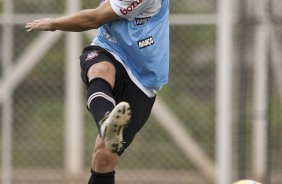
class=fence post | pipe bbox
[216,0,235,183]
[64,0,84,181]
[252,0,270,182]
[1,0,14,184]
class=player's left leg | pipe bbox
[118,81,156,153]
[87,137,117,184]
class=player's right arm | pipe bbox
[25,0,121,32]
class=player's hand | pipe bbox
[25,18,55,32]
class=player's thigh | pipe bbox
[80,45,116,86]
[87,61,116,88]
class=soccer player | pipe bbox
[25,0,170,183]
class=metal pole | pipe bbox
[236,0,249,179]
[252,0,270,182]
[1,0,14,184]
[216,0,235,183]
[64,0,84,180]
[270,27,282,104]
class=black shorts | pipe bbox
[80,45,156,153]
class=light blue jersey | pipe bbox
[93,0,169,93]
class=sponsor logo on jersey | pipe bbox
[86,51,99,61]
[120,0,143,15]
[137,36,154,49]
[135,17,151,25]
[103,32,118,44]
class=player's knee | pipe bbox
[93,147,118,170]
[87,62,115,81]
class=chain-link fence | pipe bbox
[230,0,282,183]
[1,0,282,184]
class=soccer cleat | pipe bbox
[99,101,131,153]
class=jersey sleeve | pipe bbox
[109,0,151,20]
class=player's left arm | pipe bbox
[25,0,121,32]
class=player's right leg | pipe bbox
[80,45,126,184]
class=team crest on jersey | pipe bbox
[138,36,154,49]
[86,51,99,61]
